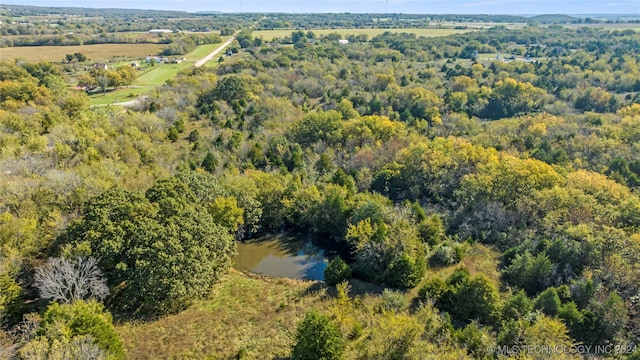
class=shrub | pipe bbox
[324,257,352,286]
[501,290,533,321]
[379,289,409,313]
[454,322,492,359]
[417,214,446,246]
[34,256,108,304]
[434,245,457,265]
[418,277,448,304]
[534,287,561,317]
[18,335,107,360]
[0,262,23,322]
[453,275,500,326]
[32,300,124,359]
[291,310,345,360]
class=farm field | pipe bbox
[89,42,226,105]
[184,39,230,59]
[253,27,475,41]
[0,43,165,62]
[564,23,640,30]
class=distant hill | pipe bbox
[529,14,577,23]
[2,4,190,18]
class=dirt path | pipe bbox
[194,36,236,67]
[100,37,236,107]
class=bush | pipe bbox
[324,257,352,286]
[501,290,533,321]
[0,262,23,322]
[534,287,561,317]
[454,322,492,359]
[418,277,448,304]
[434,245,457,265]
[627,350,640,360]
[417,214,446,246]
[453,275,500,326]
[18,335,107,360]
[34,300,124,359]
[291,310,345,360]
[379,289,409,313]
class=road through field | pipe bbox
[194,36,236,67]
[94,37,235,106]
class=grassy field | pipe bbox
[0,43,165,62]
[115,243,499,359]
[253,28,475,41]
[184,39,230,59]
[89,61,194,105]
[116,270,329,359]
[88,87,150,106]
[89,42,227,105]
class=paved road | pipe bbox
[94,95,148,107]
[99,37,236,107]
[194,36,236,67]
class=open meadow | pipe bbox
[116,243,500,359]
[89,42,226,105]
[0,43,165,63]
[253,28,475,41]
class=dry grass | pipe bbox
[115,244,501,359]
[116,270,331,359]
[407,243,502,300]
[460,243,502,284]
[0,43,165,63]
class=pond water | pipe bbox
[234,235,328,280]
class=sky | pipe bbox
[3,0,640,14]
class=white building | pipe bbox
[149,29,173,34]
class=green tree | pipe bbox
[58,180,236,315]
[0,261,22,322]
[201,151,218,173]
[534,287,561,317]
[502,251,554,296]
[208,75,251,104]
[73,52,87,62]
[501,290,533,322]
[484,78,549,119]
[95,74,109,95]
[417,214,447,246]
[291,310,345,360]
[291,110,344,146]
[453,275,500,325]
[588,291,628,344]
[208,196,244,233]
[116,65,136,87]
[324,257,352,286]
[418,277,450,305]
[336,98,359,120]
[167,127,179,142]
[454,322,493,360]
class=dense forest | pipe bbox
[1,19,639,359]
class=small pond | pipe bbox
[234,235,329,280]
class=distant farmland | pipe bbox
[0,43,165,62]
[253,28,475,41]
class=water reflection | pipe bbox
[234,234,328,280]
